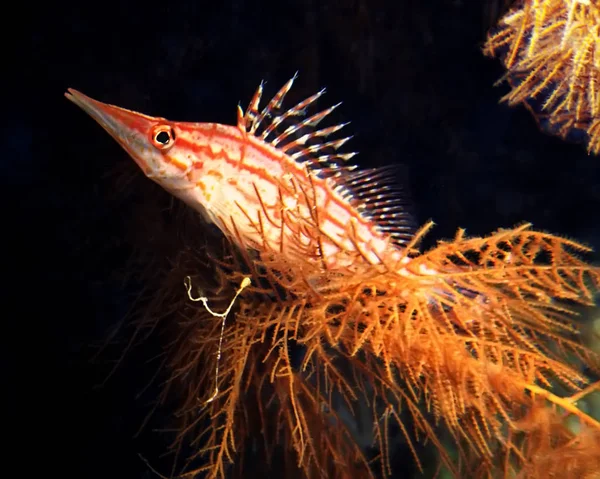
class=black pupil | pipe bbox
[155,130,171,145]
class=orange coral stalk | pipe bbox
[484,0,600,155]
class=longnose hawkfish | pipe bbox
[65,75,419,276]
[65,76,600,479]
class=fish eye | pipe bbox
[151,125,176,150]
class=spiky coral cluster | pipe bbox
[146,194,600,478]
[484,0,600,154]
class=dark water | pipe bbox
[21,1,600,478]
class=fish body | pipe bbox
[65,76,414,271]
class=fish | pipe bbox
[65,75,416,273]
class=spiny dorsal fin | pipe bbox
[340,165,416,246]
[238,75,416,247]
[238,73,357,170]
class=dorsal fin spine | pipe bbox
[269,93,331,146]
[245,81,264,134]
[260,90,324,141]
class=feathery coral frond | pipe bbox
[156,196,600,478]
[484,0,600,154]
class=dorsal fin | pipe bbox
[237,74,416,247]
[237,73,356,170]
[339,165,417,246]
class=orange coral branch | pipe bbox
[161,218,600,478]
[484,0,600,154]
[524,382,600,430]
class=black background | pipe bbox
[21,1,600,478]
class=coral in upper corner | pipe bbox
[484,0,600,154]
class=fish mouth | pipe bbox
[65,89,129,141]
[65,89,153,171]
